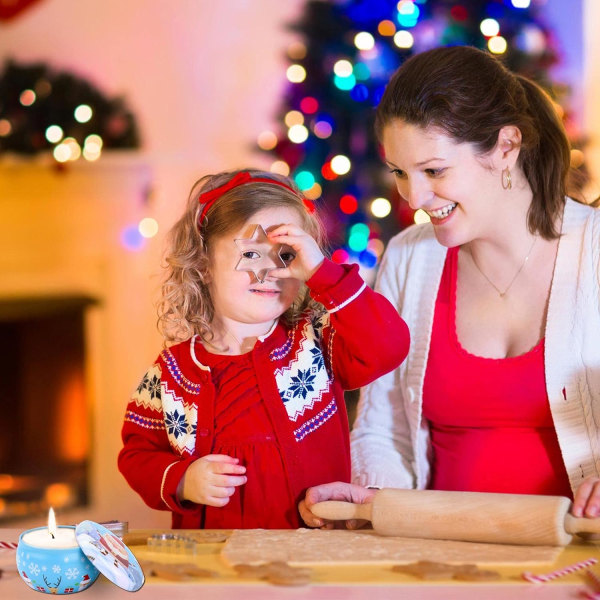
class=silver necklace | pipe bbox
[468,237,537,298]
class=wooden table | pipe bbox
[2,528,599,599]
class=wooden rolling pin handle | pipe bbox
[310,501,372,522]
[564,513,600,536]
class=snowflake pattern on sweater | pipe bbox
[128,363,198,455]
[275,316,331,421]
[161,382,198,455]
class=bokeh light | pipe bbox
[414,209,431,224]
[370,197,392,218]
[284,110,304,127]
[257,130,278,151]
[300,97,319,114]
[288,124,309,143]
[287,41,307,60]
[83,134,103,161]
[354,32,375,51]
[121,225,145,251]
[359,249,378,268]
[295,170,316,190]
[74,104,93,123]
[270,160,290,176]
[488,36,507,54]
[63,137,81,161]
[53,137,81,162]
[138,217,159,238]
[339,194,358,214]
[333,59,353,77]
[396,1,420,27]
[330,154,351,175]
[0,119,11,137]
[304,182,322,200]
[334,74,356,91]
[331,248,350,264]
[45,125,64,143]
[378,19,397,36]
[480,18,500,37]
[313,121,333,139]
[394,30,414,49]
[19,89,36,106]
[53,143,71,163]
[287,64,306,83]
[353,62,370,80]
[321,161,337,180]
[348,222,370,252]
[368,238,385,257]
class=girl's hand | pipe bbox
[572,476,600,517]
[268,224,324,282]
[298,482,377,529]
[178,454,247,507]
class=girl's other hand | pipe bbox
[178,454,247,507]
[572,476,600,518]
[268,224,324,282]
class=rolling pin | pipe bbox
[311,488,600,546]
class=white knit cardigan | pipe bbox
[351,198,600,494]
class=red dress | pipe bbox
[422,246,572,498]
[196,348,295,528]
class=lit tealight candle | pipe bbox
[17,508,100,594]
[21,508,78,549]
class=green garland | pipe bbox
[0,60,140,157]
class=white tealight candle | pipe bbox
[21,527,78,549]
[21,507,78,549]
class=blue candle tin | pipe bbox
[16,526,100,594]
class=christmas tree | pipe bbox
[260,0,582,269]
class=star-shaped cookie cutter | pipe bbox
[234,224,287,284]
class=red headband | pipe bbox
[197,171,306,224]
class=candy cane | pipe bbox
[586,569,600,592]
[0,541,18,549]
[522,558,598,583]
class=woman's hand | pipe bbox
[298,481,377,529]
[177,454,247,507]
[572,476,600,517]
[268,224,324,282]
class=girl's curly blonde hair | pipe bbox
[158,168,327,345]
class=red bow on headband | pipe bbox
[198,171,309,223]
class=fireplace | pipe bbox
[0,295,96,522]
[0,158,174,529]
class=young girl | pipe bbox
[118,169,409,529]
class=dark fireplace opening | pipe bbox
[0,296,96,523]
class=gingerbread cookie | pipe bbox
[234,561,311,586]
[392,560,458,580]
[141,560,217,581]
[392,560,500,582]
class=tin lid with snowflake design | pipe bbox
[75,520,145,591]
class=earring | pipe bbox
[501,167,512,190]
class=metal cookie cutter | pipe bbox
[147,533,197,555]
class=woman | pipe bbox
[300,45,600,527]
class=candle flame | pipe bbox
[48,507,57,538]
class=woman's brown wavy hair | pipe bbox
[158,169,326,345]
